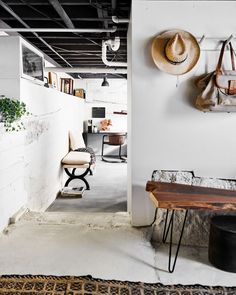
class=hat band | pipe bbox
[165,52,188,65]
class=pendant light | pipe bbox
[101,75,109,87]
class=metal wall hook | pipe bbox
[225,34,234,46]
[198,35,205,45]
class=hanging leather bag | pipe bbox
[195,41,236,112]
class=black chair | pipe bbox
[101,133,127,163]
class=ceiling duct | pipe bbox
[112,16,129,24]
[1,27,117,33]
[102,37,127,67]
[44,67,127,74]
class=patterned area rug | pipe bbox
[0,275,235,295]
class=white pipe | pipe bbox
[102,39,127,67]
[1,27,117,33]
[44,67,127,74]
[112,16,129,23]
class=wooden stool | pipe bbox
[209,215,236,273]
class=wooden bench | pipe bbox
[61,130,96,190]
[62,151,91,190]
[146,181,236,273]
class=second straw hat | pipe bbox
[151,30,200,75]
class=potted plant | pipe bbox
[0,95,30,132]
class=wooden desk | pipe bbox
[146,181,236,273]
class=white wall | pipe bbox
[0,79,85,230]
[75,78,127,155]
[74,79,127,132]
[0,129,26,231]
[130,1,236,225]
[21,79,84,210]
[0,36,85,231]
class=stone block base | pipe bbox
[151,170,236,247]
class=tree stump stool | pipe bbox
[209,215,236,273]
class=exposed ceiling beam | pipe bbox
[5,1,130,8]
[111,0,117,13]
[6,1,93,5]
[34,42,126,46]
[45,66,127,74]
[24,36,127,40]
[0,17,112,22]
[96,3,110,38]
[48,0,74,29]
[2,27,117,33]
[0,0,72,67]
[43,50,126,53]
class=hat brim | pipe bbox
[151,30,200,75]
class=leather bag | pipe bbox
[195,41,236,112]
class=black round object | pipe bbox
[209,215,236,273]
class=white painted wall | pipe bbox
[0,129,26,231]
[74,79,127,130]
[0,36,85,231]
[130,1,236,225]
[74,79,127,155]
[21,79,85,210]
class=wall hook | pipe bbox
[198,35,205,45]
[225,34,234,45]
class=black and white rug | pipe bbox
[0,275,235,294]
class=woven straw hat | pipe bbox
[151,30,200,75]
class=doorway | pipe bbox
[48,78,128,213]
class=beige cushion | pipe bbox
[69,130,86,150]
[62,151,90,165]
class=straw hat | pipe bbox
[151,30,200,75]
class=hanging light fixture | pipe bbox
[101,75,109,87]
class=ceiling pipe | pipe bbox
[0,0,72,67]
[102,37,127,67]
[44,67,127,74]
[1,27,117,33]
[112,16,129,24]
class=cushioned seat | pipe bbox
[62,131,95,191]
[62,151,90,165]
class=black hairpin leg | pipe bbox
[64,166,90,190]
[162,209,188,273]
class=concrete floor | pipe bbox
[0,211,235,286]
[48,157,127,212]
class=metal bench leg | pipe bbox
[162,209,171,243]
[162,209,188,273]
[64,167,90,190]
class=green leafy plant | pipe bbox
[0,96,30,132]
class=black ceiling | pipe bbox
[0,0,131,78]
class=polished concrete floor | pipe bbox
[1,158,235,285]
[48,157,127,212]
[0,211,235,286]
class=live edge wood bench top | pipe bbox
[146,181,236,211]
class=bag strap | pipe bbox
[216,41,227,72]
[229,42,235,71]
[216,41,236,72]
